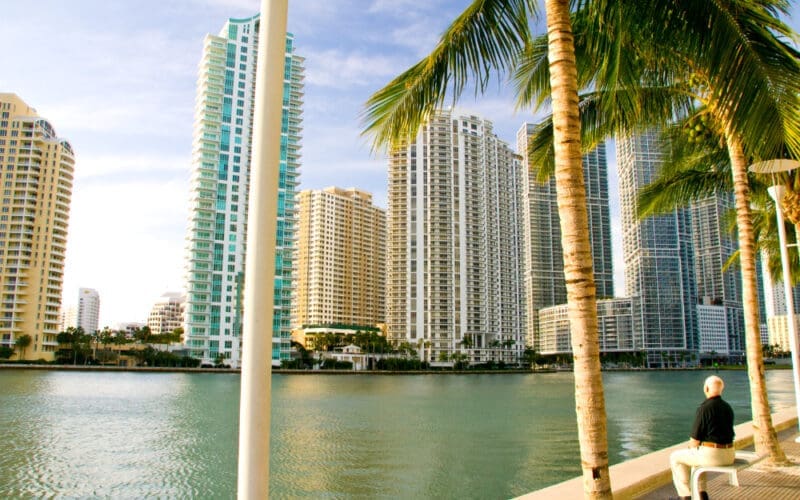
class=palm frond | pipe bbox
[526,85,693,181]
[642,0,800,159]
[361,0,537,149]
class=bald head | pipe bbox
[704,375,724,398]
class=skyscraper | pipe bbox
[183,15,304,367]
[691,194,744,356]
[761,252,800,352]
[293,187,386,336]
[386,110,525,364]
[618,131,698,366]
[77,287,100,334]
[0,93,74,361]
[516,123,614,349]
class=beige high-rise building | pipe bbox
[293,187,386,338]
[147,292,186,335]
[0,94,74,361]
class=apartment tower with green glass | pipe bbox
[183,15,304,367]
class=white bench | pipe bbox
[690,451,763,500]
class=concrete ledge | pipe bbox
[517,407,798,500]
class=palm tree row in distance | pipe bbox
[362,0,799,497]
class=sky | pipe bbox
[1,1,797,327]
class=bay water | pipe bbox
[0,369,794,499]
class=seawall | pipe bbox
[517,407,798,499]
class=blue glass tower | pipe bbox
[184,15,303,367]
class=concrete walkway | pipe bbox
[638,426,800,500]
[519,408,799,499]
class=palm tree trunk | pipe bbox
[545,1,611,497]
[726,132,788,464]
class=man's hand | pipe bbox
[688,438,700,447]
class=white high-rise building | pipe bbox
[60,305,78,332]
[77,288,100,334]
[148,292,186,336]
[516,123,614,349]
[538,298,636,354]
[691,194,744,356]
[386,110,525,364]
[761,252,800,352]
[183,15,304,368]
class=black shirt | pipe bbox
[690,395,734,444]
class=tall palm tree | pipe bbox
[517,0,800,462]
[362,0,612,496]
[15,334,31,361]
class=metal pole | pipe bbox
[237,0,288,498]
[767,185,800,435]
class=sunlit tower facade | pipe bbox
[516,123,614,349]
[618,131,698,366]
[184,15,304,367]
[293,187,386,331]
[387,110,525,364]
[0,93,74,361]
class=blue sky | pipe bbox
[1,1,797,326]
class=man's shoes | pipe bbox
[699,492,710,500]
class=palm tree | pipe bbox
[519,0,799,463]
[362,0,612,495]
[489,339,502,363]
[15,334,31,361]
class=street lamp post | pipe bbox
[750,159,800,437]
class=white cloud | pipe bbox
[304,49,403,88]
[368,0,436,15]
[74,153,189,179]
[202,0,258,9]
[62,178,188,326]
[388,19,443,55]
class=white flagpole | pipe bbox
[237,0,288,498]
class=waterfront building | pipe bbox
[516,123,614,349]
[77,287,100,334]
[691,194,744,357]
[183,15,304,367]
[696,304,730,355]
[293,187,386,344]
[538,298,635,354]
[147,292,185,335]
[0,94,74,361]
[618,131,698,366]
[116,322,145,339]
[761,252,800,352]
[386,110,525,364]
[60,304,77,332]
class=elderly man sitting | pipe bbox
[669,375,735,500]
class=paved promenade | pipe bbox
[638,426,800,499]
[520,408,799,499]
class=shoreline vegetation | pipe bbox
[0,363,790,375]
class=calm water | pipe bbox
[0,369,794,499]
